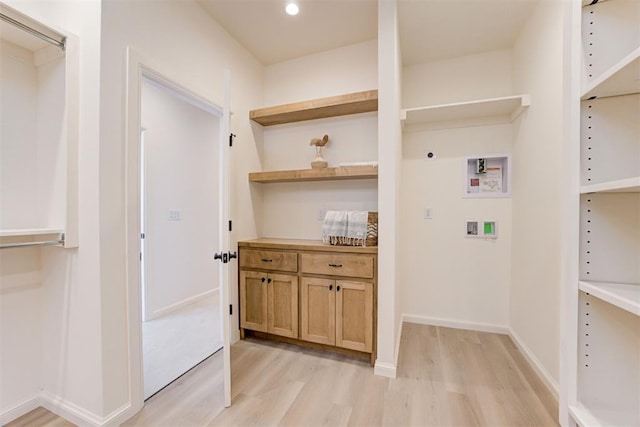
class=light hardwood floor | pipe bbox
[5,323,559,427]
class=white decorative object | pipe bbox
[310,134,329,169]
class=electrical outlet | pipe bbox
[423,208,433,219]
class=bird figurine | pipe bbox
[310,134,329,169]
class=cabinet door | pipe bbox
[336,280,373,353]
[239,270,268,332]
[300,277,335,346]
[268,273,299,338]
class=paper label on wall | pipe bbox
[479,167,502,193]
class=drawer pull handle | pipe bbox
[261,258,273,263]
[328,263,343,268]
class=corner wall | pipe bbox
[1,1,104,423]
[510,0,566,395]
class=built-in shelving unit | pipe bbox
[568,1,640,426]
[580,177,640,194]
[578,281,640,317]
[249,165,378,183]
[400,94,530,130]
[249,89,378,126]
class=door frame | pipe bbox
[124,47,232,414]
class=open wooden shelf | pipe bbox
[249,165,378,183]
[582,47,640,99]
[580,177,640,194]
[249,90,378,126]
[400,94,530,130]
[579,281,640,316]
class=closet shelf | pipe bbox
[580,177,640,193]
[579,281,640,316]
[400,94,530,130]
[249,165,378,183]
[249,90,378,126]
[570,402,639,427]
[0,228,63,237]
[581,47,640,99]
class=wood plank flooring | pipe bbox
[4,323,559,427]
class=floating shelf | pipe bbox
[400,95,530,130]
[249,165,378,183]
[580,177,640,193]
[582,47,640,99]
[579,281,640,316]
[249,90,378,126]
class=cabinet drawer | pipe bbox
[240,249,298,272]
[300,253,374,279]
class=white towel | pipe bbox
[323,210,368,246]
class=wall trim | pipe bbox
[508,328,560,400]
[402,313,510,335]
[0,391,133,427]
[0,394,41,426]
[148,288,219,321]
[374,361,396,378]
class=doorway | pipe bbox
[139,76,223,400]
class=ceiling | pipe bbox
[198,0,537,67]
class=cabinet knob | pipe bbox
[267,278,272,284]
[261,277,266,282]
[337,285,341,292]
[329,284,333,291]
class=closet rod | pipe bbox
[0,237,64,250]
[0,12,65,51]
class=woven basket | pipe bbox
[329,211,378,247]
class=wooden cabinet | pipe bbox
[300,277,373,353]
[238,238,377,363]
[239,270,298,338]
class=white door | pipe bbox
[125,49,234,413]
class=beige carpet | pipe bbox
[142,292,222,399]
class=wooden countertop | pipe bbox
[238,238,378,254]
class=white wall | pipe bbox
[0,0,103,420]
[263,39,377,105]
[259,41,378,240]
[376,0,402,377]
[511,0,565,392]
[0,40,39,228]
[401,125,513,329]
[402,48,513,109]
[141,79,220,317]
[99,0,263,420]
[399,49,514,331]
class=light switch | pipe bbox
[424,208,433,219]
[168,209,181,221]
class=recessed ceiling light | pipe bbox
[285,2,299,16]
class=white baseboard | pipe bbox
[0,394,41,426]
[508,328,560,400]
[374,361,397,378]
[149,288,219,320]
[402,313,510,335]
[1,391,132,427]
